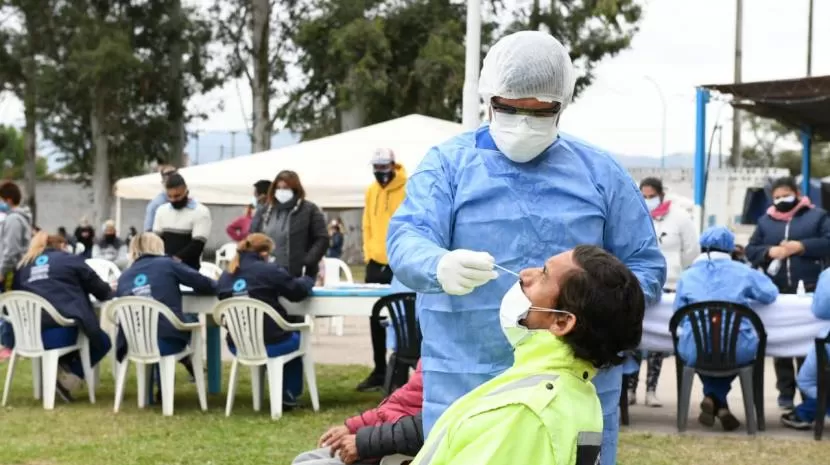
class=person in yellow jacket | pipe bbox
[411,245,645,465]
[358,147,408,391]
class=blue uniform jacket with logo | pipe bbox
[14,248,112,335]
[116,255,216,347]
[217,252,314,344]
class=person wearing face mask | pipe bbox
[250,170,328,279]
[152,173,212,271]
[74,216,96,259]
[386,31,665,465]
[745,175,830,410]
[406,246,644,465]
[357,148,409,392]
[673,226,778,430]
[92,219,129,269]
[626,177,699,408]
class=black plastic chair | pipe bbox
[814,332,830,440]
[669,301,767,434]
[371,292,420,395]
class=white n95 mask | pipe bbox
[489,113,558,163]
[499,281,573,347]
[275,188,294,204]
[644,197,660,211]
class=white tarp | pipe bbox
[114,114,463,208]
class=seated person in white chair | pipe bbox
[91,219,129,269]
[673,226,779,431]
[216,233,314,409]
[0,232,114,402]
[115,233,217,398]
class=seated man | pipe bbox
[674,226,778,431]
[293,362,424,465]
[409,245,645,465]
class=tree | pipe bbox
[0,0,55,222]
[738,113,830,178]
[35,1,223,226]
[0,124,49,179]
[503,0,643,97]
[210,0,294,152]
[281,0,496,139]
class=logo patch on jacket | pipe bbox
[232,278,248,295]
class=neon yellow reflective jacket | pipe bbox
[411,332,603,465]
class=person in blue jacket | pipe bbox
[217,233,314,408]
[385,31,666,465]
[115,232,217,383]
[745,176,830,409]
[674,226,779,431]
[782,268,830,429]
[1,231,114,401]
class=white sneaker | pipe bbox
[57,366,84,392]
[645,390,662,407]
[627,389,636,405]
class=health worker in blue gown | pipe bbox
[386,31,666,465]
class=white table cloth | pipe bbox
[641,293,830,357]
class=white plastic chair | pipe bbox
[212,297,320,420]
[107,297,207,416]
[215,242,237,270]
[199,262,223,280]
[0,291,97,409]
[322,258,353,336]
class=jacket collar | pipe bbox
[238,251,264,264]
[512,331,597,382]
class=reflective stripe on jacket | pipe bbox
[412,332,603,465]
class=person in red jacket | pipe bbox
[293,362,423,465]
[226,201,255,242]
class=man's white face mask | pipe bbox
[499,280,573,347]
[489,109,559,163]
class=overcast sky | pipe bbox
[0,0,826,158]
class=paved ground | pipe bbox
[304,316,823,440]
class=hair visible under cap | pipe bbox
[228,233,274,273]
[639,177,664,196]
[128,232,165,262]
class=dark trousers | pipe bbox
[366,260,393,375]
[774,356,807,399]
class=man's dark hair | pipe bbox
[639,177,664,196]
[557,245,645,369]
[57,226,67,235]
[0,181,22,205]
[164,173,187,189]
[771,176,798,193]
[254,180,271,196]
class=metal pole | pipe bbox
[461,0,481,131]
[231,130,237,157]
[731,0,743,167]
[695,88,710,232]
[807,0,814,76]
[644,76,667,170]
[802,128,812,194]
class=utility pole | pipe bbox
[807,0,814,76]
[731,0,743,168]
[230,131,237,157]
[194,131,200,165]
[461,0,481,131]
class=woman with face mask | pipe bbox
[249,170,329,279]
[625,177,700,408]
[745,176,830,410]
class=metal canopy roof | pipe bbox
[702,75,830,140]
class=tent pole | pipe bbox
[115,196,123,235]
[694,88,710,232]
[801,128,812,195]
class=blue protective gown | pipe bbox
[794,268,830,419]
[386,126,666,465]
[673,253,779,366]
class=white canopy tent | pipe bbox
[114,114,463,211]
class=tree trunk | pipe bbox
[22,57,37,223]
[90,97,111,228]
[250,0,271,153]
[340,106,366,132]
[169,0,186,166]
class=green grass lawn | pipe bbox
[0,361,827,465]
